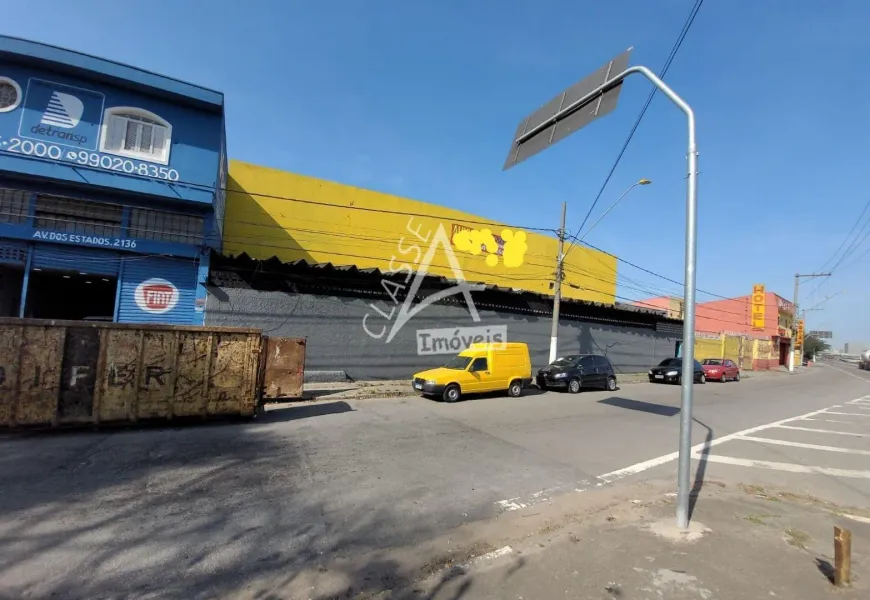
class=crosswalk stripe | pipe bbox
[823,411,870,417]
[693,454,870,479]
[733,435,870,455]
[776,425,866,437]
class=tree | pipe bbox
[803,335,830,360]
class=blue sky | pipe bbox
[4,0,869,349]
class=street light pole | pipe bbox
[788,272,831,372]
[549,202,567,363]
[550,180,650,363]
[576,178,651,243]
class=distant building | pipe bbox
[634,291,795,367]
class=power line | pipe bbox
[566,0,705,253]
[0,150,560,234]
[569,237,732,300]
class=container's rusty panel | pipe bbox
[137,331,178,419]
[57,327,101,423]
[207,333,260,416]
[0,325,23,426]
[262,337,306,399]
[174,332,210,417]
[16,326,65,425]
[1,319,263,428]
[97,330,141,422]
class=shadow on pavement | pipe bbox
[597,396,680,417]
[0,411,466,600]
[596,396,714,520]
[262,400,354,422]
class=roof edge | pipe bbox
[0,35,224,110]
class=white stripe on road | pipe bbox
[497,396,869,512]
[800,418,852,424]
[776,425,866,437]
[733,435,870,455]
[693,455,870,479]
[596,404,847,484]
[823,411,870,417]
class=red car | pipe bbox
[701,359,740,382]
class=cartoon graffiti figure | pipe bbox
[501,229,527,268]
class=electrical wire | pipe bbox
[565,0,705,256]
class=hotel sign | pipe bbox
[751,284,765,330]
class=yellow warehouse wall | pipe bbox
[222,160,618,304]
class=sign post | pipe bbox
[504,51,700,530]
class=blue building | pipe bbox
[0,36,226,324]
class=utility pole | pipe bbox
[788,272,831,371]
[549,202,567,363]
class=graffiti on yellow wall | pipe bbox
[452,227,528,269]
[222,160,618,304]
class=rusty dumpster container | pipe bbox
[260,336,306,400]
[0,318,263,429]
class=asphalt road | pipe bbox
[1,363,868,599]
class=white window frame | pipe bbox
[99,106,173,165]
[0,76,22,113]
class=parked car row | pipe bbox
[412,342,741,403]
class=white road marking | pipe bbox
[496,395,869,512]
[823,411,870,417]
[694,455,870,479]
[801,418,852,424]
[776,425,866,437]
[820,362,870,381]
[733,435,870,456]
[839,513,870,525]
[596,404,849,484]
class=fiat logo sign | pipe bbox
[134,278,179,314]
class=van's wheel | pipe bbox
[508,380,523,397]
[606,377,617,391]
[568,378,581,394]
[443,384,461,403]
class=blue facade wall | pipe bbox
[0,35,224,326]
[0,64,222,206]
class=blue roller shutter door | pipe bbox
[118,256,199,325]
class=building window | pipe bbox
[0,188,30,224]
[100,107,172,164]
[0,77,22,113]
[34,194,122,237]
[129,208,203,245]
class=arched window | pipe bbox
[100,107,172,164]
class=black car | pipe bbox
[648,357,706,384]
[537,354,617,393]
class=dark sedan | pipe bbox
[537,354,617,393]
[648,357,706,384]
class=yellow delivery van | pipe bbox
[412,342,532,402]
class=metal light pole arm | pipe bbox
[578,182,639,242]
[516,66,699,530]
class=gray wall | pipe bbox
[205,287,679,381]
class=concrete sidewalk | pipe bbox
[251,480,868,600]
[401,484,869,600]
